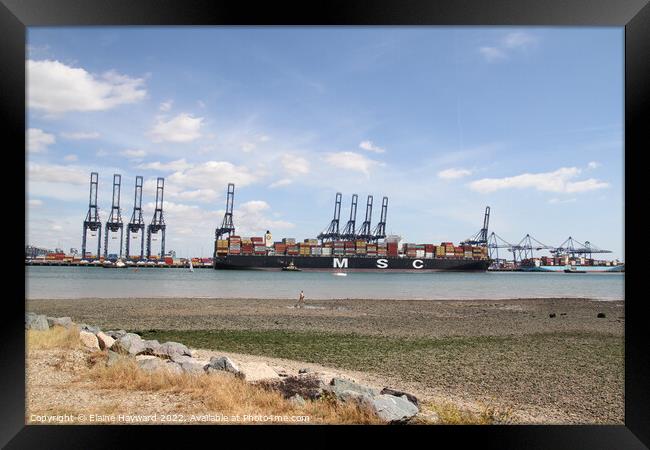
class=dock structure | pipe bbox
[126,175,145,260]
[103,174,124,258]
[146,177,166,259]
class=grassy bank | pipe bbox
[138,328,624,424]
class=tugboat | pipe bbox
[282,261,302,272]
[564,266,586,273]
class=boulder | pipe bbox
[96,332,116,350]
[106,350,126,367]
[106,330,127,340]
[154,341,193,359]
[289,394,306,407]
[25,313,49,331]
[239,361,281,382]
[112,333,159,356]
[326,378,380,400]
[47,317,74,328]
[79,324,101,335]
[137,357,183,375]
[79,330,100,350]
[380,388,419,407]
[170,354,210,374]
[205,356,242,376]
[370,394,419,423]
[336,389,374,405]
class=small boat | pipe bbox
[189,259,194,272]
[564,267,586,273]
[282,261,302,272]
[115,259,126,268]
[332,272,347,277]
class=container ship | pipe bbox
[518,256,624,273]
[213,186,490,272]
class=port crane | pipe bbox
[370,196,388,242]
[125,175,145,260]
[318,192,342,241]
[461,206,490,246]
[551,237,612,259]
[103,174,124,259]
[215,183,236,241]
[340,194,358,240]
[81,172,102,260]
[356,195,374,242]
[510,234,554,262]
[146,177,166,259]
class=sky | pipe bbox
[26,27,624,260]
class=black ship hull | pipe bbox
[214,255,490,272]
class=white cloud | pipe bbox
[438,168,472,180]
[479,47,508,63]
[64,154,78,162]
[587,161,601,169]
[60,131,100,140]
[281,154,310,175]
[28,199,43,207]
[28,59,146,114]
[479,31,538,63]
[502,31,537,49]
[323,151,382,176]
[27,163,88,185]
[120,149,147,159]
[159,100,173,112]
[236,200,294,235]
[469,167,609,194]
[166,161,259,191]
[548,198,577,204]
[27,128,55,153]
[359,140,385,154]
[241,142,256,153]
[269,178,293,188]
[149,113,203,143]
[138,159,193,172]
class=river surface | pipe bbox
[25,266,624,300]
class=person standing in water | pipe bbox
[296,290,305,308]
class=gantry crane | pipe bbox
[125,175,145,259]
[370,196,388,242]
[215,183,236,241]
[103,174,124,259]
[318,192,342,242]
[340,194,358,241]
[356,195,374,242]
[146,177,166,259]
[81,172,102,260]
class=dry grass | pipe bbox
[85,355,382,424]
[416,400,513,425]
[26,325,80,351]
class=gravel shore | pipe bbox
[27,297,624,424]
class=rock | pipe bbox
[326,378,380,400]
[106,350,124,367]
[47,317,74,328]
[25,313,49,331]
[371,394,419,423]
[79,324,101,335]
[112,333,159,356]
[205,356,242,376]
[380,388,419,407]
[597,312,606,318]
[239,361,281,382]
[96,332,116,350]
[298,368,311,374]
[135,354,158,362]
[106,330,127,340]
[289,394,306,407]
[170,354,210,374]
[79,330,100,350]
[154,341,192,359]
[137,357,183,375]
[337,389,374,405]
[549,313,556,318]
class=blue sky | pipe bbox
[26,27,624,260]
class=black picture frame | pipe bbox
[3,0,648,447]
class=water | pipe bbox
[25,266,624,300]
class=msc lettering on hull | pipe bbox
[331,257,425,269]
